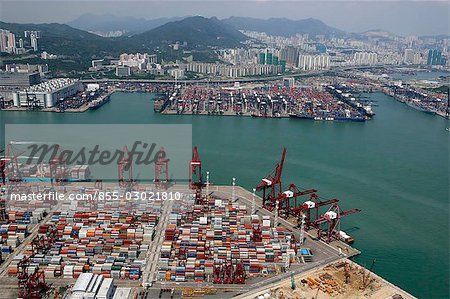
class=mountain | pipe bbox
[0,21,126,58]
[66,14,183,36]
[360,29,398,39]
[129,16,249,48]
[222,17,345,37]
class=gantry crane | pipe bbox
[17,225,56,298]
[189,146,205,205]
[213,260,246,284]
[0,149,6,222]
[252,224,262,242]
[17,256,48,299]
[154,147,169,190]
[273,183,317,218]
[3,142,24,184]
[0,149,5,185]
[49,144,69,187]
[118,146,134,188]
[302,194,339,229]
[314,203,361,243]
[233,260,246,284]
[256,148,286,210]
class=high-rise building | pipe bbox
[353,52,378,66]
[31,34,38,51]
[0,30,17,53]
[259,53,266,65]
[266,52,273,65]
[285,46,299,66]
[298,54,330,71]
[7,32,16,53]
[280,60,286,73]
[273,56,279,65]
[427,49,445,66]
[0,30,8,53]
[403,49,415,64]
[18,38,23,48]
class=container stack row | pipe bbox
[159,196,297,282]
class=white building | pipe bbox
[353,52,378,66]
[298,54,330,71]
[118,53,157,70]
[167,68,185,79]
[183,62,282,78]
[13,78,83,108]
[7,32,16,53]
[0,29,16,53]
[0,30,7,52]
[41,51,57,59]
[112,288,131,299]
[31,34,38,51]
[96,278,114,299]
[70,273,115,299]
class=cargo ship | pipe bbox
[290,112,366,122]
[89,94,111,110]
[406,100,436,114]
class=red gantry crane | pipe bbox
[189,146,205,205]
[302,194,339,229]
[17,225,56,298]
[274,183,317,219]
[233,260,246,284]
[49,144,69,187]
[118,146,134,188]
[2,142,24,184]
[213,260,246,284]
[256,148,286,210]
[0,149,6,223]
[0,149,5,185]
[314,203,361,243]
[154,147,169,190]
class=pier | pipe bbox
[155,83,374,120]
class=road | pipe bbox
[142,197,174,284]
[80,65,387,85]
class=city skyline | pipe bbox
[0,1,449,36]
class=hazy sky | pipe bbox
[0,1,449,36]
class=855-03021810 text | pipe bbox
[8,191,182,201]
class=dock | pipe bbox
[155,82,373,120]
[0,181,415,298]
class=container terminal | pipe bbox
[154,81,374,121]
[0,145,415,299]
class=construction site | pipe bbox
[0,144,414,299]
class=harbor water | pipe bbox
[0,91,448,298]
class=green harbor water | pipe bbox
[0,91,449,298]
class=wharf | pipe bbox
[0,89,115,113]
[162,110,290,118]
[0,182,413,299]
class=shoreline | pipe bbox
[382,90,450,119]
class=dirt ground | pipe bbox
[265,260,414,299]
